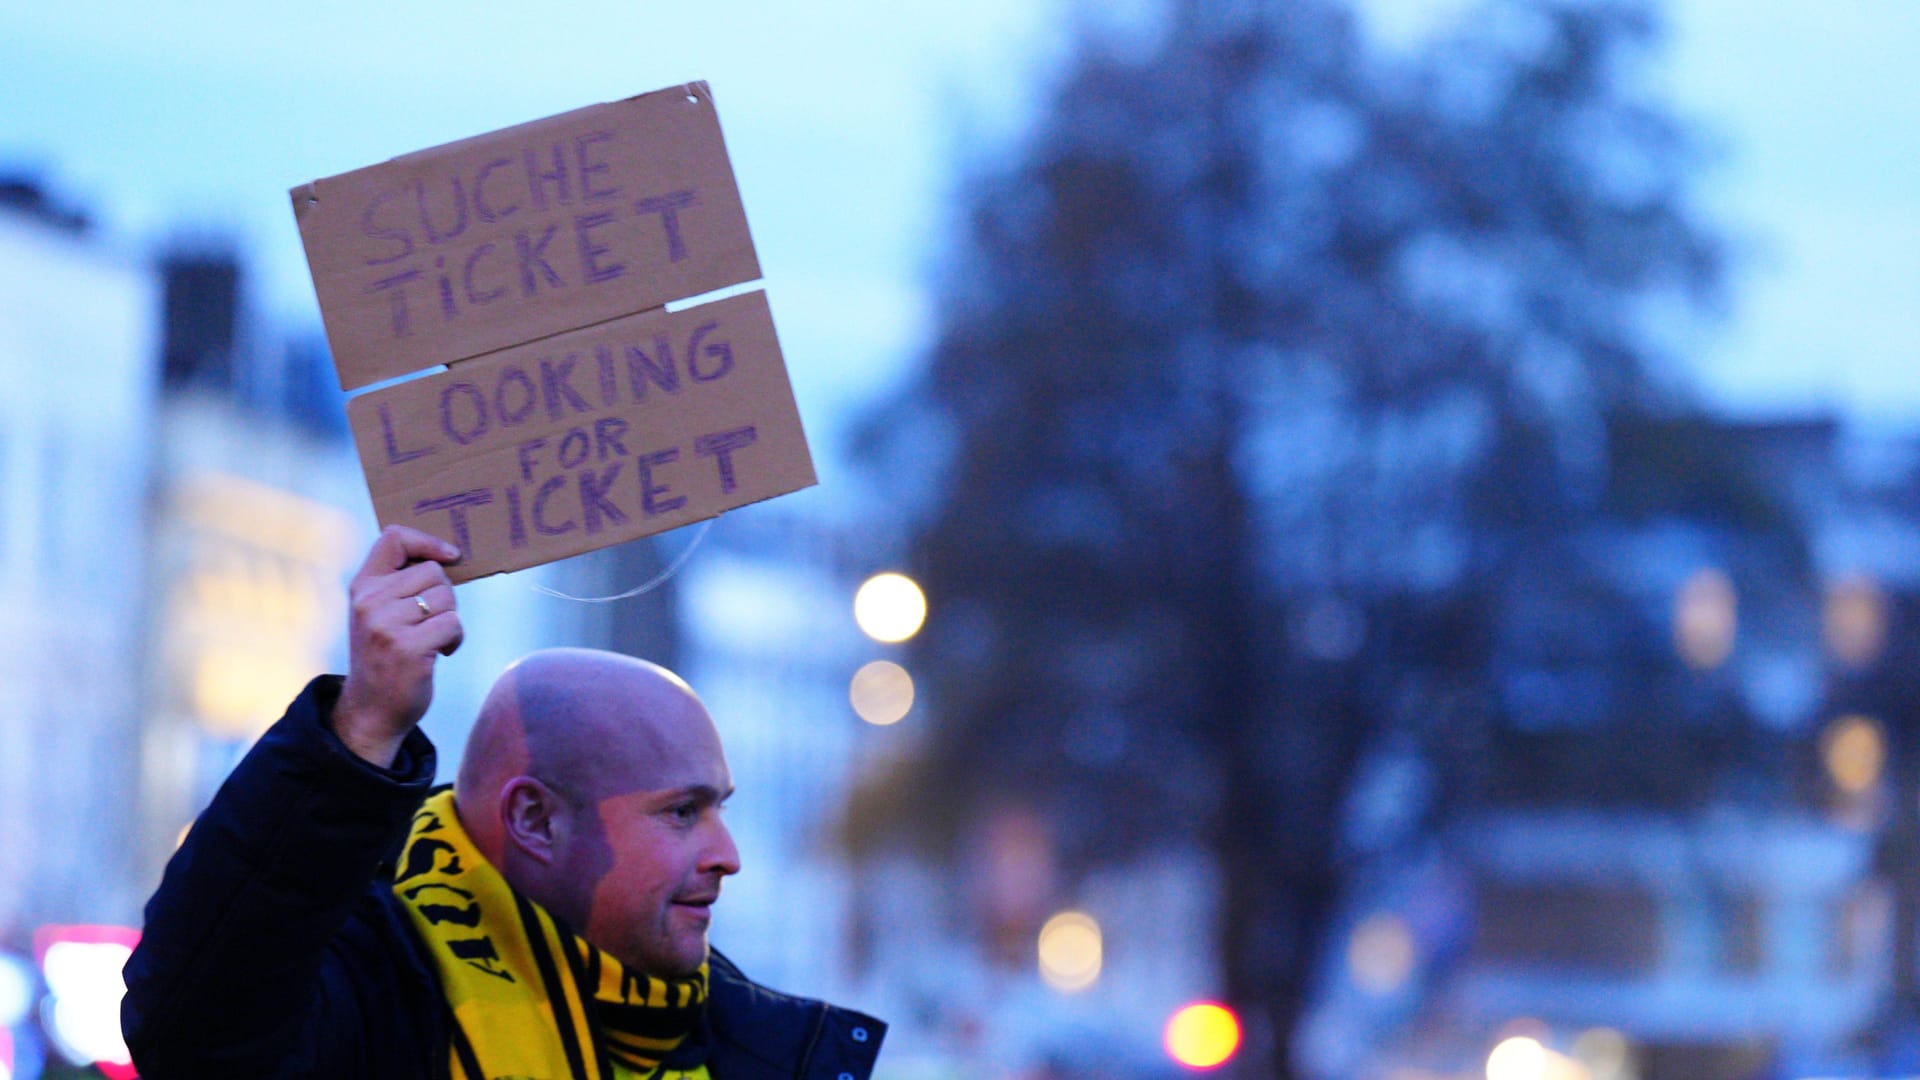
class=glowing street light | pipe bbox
[1823,713,1886,796]
[1487,1036,1547,1080]
[849,660,915,726]
[1037,910,1102,993]
[1673,568,1736,670]
[1165,1001,1241,1070]
[854,572,926,643]
[1347,912,1416,995]
[1825,574,1889,669]
[1487,1033,1591,1080]
[1571,1027,1632,1080]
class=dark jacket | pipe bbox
[123,676,885,1080]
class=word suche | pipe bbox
[355,135,703,340]
[299,84,757,391]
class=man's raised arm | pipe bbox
[122,525,463,1077]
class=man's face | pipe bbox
[552,704,740,976]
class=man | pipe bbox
[122,525,885,1079]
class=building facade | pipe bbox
[0,193,161,936]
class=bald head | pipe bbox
[455,648,722,858]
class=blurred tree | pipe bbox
[852,0,1769,1073]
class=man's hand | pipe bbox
[333,525,464,767]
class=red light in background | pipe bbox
[32,925,140,964]
[1165,1000,1242,1070]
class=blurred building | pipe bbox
[674,506,873,997]
[134,244,375,881]
[1302,811,1879,1079]
[0,183,161,937]
[1300,415,1920,1080]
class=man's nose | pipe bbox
[703,816,741,877]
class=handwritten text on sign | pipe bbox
[345,290,813,582]
[295,84,758,391]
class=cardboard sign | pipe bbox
[294,83,759,391]
[298,83,816,581]
[345,290,813,582]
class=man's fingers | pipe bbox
[353,525,461,582]
[352,560,456,624]
[357,577,452,632]
[372,579,459,652]
[393,583,457,642]
[376,560,456,606]
[409,582,456,623]
[427,610,466,657]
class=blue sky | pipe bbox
[2,0,1916,449]
[1656,1,1920,425]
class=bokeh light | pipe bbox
[1571,1027,1632,1080]
[849,660,914,726]
[1673,568,1737,670]
[1347,912,1417,995]
[1824,575,1889,669]
[1036,910,1102,993]
[1165,1001,1241,1070]
[1823,714,1886,796]
[1486,1036,1547,1080]
[853,572,927,643]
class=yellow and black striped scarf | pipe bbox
[395,790,712,1080]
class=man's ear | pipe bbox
[501,777,568,864]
